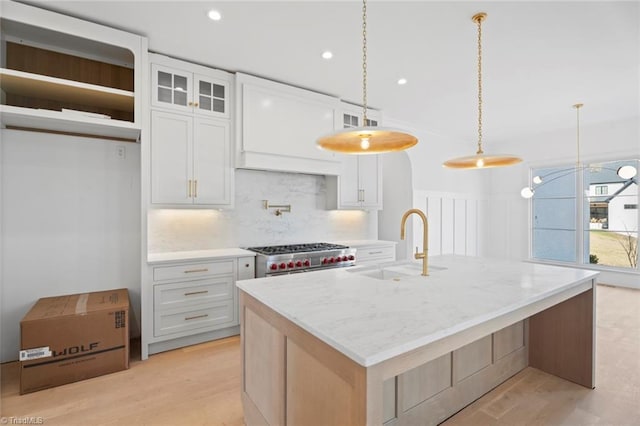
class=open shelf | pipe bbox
[1,105,140,141]
[0,68,134,112]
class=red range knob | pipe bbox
[322,258,328,265]
[348,255,355,261]
[342,256,348,261]
[303,259,310,267]
[328,257,335,264]
[270,264,278,270]
[295,260,303,267]
[279,263,287,269]
[288,261,295,268]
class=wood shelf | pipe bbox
[0,105,140,141]
[0,68,134,112]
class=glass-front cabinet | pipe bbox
[152,63,229,119]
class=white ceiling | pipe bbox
[21,0,640,148]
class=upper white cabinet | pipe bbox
[235,73,342,175]
[151,61,230,119]
[326,102,383,210]
[150,54,233,207]
[0,1,146,141]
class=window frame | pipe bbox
[527,158,640,273]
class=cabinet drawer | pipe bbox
[154,277,233,311]
[356,245,396,264]
[154,301,234,337]
[153,260,234,282]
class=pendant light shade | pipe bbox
[317,127,418,154]
[443,12,522,169]
[316,0,418,154]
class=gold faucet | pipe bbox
[400,209,429,276]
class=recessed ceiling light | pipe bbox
[208,9,222,21]
[397,78,408,85]
[322,51,333,60]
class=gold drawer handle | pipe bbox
[184,268,209,273]
[184,290,209,296]
[185,314,208,321]
[368,251,383,255]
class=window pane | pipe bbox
[174,90,187,106]
[532,166,576,198]
[584,159,639,269]
[174,75,187,92]
[213,99,225,113]
[533,229,576,262]
[158,87,171,103]
[533,198,576,229]
[158,71,172,88]
[213,84,225,98]
[199,96,212,111]
[199,81,211,96]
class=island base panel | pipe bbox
[529,287,594,388]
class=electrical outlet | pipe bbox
[116,145,126,159]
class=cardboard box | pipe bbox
[20,288,130,394]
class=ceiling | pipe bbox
[20,0,640,148]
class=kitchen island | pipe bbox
[236,255,598,426]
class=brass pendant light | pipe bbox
[443,12,522,169]
[316,0,418,154]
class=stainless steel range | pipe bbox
[246,243,357,277]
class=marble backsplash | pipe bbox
[148,169,377,252]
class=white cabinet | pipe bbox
[151,62,230,119]
[144,254,256,357]
[151,111,231,206]
[235,72,342,175]
[0,1,146,141]
[327,103,383,210]
[350,241,397,265]
[150,54,233,207]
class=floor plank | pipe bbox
[1,284,638,425]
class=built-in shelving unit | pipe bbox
[0,1,145,141]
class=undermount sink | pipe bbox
[347,260,447,281]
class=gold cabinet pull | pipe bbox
[188,101,194,106]
[184,268,209,273]
[185,314,208,321]
[194,102,199,107]
[184,290,209,296]
[194,180,198,198]
[188,180,192,197]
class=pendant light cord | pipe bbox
[476,14,483,155]
[362,0,368,124]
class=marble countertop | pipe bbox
[148,248,256,264]
[236,255,599,367]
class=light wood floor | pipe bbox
[1,284,639,425]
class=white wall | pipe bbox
[148,168,377,252]
[381,118,491,258]
[487,116,640,287]
[378,151,413,261]
[1,129,141,362]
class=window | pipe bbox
[530,159,639,270]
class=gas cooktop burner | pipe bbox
[247,242,348,256]
[246,243,357,277]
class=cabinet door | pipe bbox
[151,110,193,204]
[192,118,232,205]
[151,64,193,112]
[359,155,382,208]
[339,156,361,207]
[194,73,230,119]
